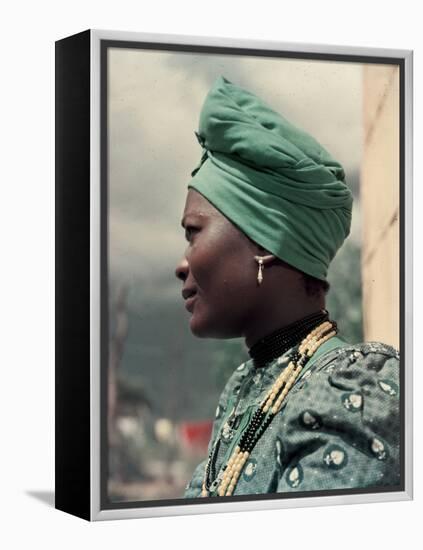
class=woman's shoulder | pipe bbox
[292,338,400,400]
[276,339,401,490]
[333,340,399,359]
[308,339,399,376]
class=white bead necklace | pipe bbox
[202,320,337,497]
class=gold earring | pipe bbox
[255,256,264,285]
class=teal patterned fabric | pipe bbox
[184,340,400,498]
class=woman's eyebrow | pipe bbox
[181,212,207,227]
[181,213,197,227]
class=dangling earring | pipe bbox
[255,256,265,285]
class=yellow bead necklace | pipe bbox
[201,319,337,497]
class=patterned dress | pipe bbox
[184,338,400,497]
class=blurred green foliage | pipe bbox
[326,237,363,344]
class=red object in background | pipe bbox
[179,420,213,453]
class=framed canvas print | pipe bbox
[55,29,413,521]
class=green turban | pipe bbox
[188,76,353,281]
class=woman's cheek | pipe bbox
[191,238,219,283]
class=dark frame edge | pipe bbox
[55,29,92,522]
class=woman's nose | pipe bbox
[175,257,189,282]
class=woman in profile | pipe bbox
[175,76,400,498]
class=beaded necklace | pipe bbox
[201,317,338,497]
[249,309,329,369]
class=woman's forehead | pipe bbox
[182,189,219,221]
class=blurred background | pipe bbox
[106,47,399,502]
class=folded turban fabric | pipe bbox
[188,76,353,281]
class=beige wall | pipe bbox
[361,65,400,348]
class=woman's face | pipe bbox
[175,189,262,339]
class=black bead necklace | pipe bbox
[248,309,330,369]
[202,312,338,496]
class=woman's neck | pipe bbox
[248,309,329,368]
[244,299,326,350]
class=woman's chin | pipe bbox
[189,313,233,339]
[188,309,221,338]
[189,314,211,338]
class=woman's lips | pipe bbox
[182,287,198,312]
[185,294,197,312]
